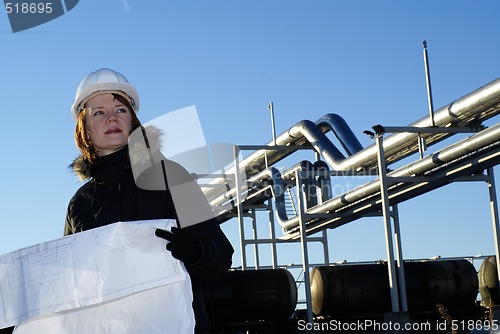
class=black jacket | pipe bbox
[65,146,233,333]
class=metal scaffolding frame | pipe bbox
[226,120,500,326]
[372,125,500,317]
[232,144,330,324]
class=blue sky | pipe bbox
[1,0,500,271]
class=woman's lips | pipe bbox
[105,128,122,134]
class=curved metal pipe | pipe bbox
[249,119,347,174]
[313,160,333,203]
[235,113,359,178]
[257,161,331,223]
[203,115,354,202]
[249,167,289,223]
[316,114,363,155]
[211,161,331,225]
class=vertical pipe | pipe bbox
[234,145,247,270]
[251,209,260,269]
[423,40,436,127]
[321,230,330,265]
[376,134,401,312]
[268,102,277,146]
[418,133,427,159]
[315,170,330,265]
[296,169,314,324]
[392,204,408,312]
[267,199,279,269]
[487,168,500,289]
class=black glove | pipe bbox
[155,227,203,265]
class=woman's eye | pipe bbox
[116,108,128,113]
[92,110,104,116]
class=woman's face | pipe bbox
[85,93,133,156]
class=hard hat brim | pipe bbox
[71,83,139,123]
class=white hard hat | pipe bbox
[71,68,140,123]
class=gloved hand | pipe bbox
[155,227,203,265]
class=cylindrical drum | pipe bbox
[311,260,478,316]
[310,263,390,316]
[478,256,499,307]
[203,268,297,324]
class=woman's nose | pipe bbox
[106,112,117,122]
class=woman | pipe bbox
[65,68,234,333]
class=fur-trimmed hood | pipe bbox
[70,125,164,182]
